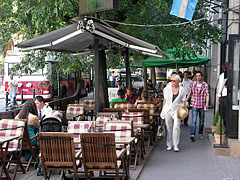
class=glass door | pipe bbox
[227,34,240,138]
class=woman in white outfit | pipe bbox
[161,75,186,152]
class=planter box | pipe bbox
[211,126,216,133]
[214,134,226,144]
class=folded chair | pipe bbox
[81,133,127,180]
[39,132,81,180]
[0,119,26,180]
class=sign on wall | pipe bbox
[79,0,118,15]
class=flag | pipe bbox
[170,0,198,21]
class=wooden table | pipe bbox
[115,137,135,145]
[0,136,21,180]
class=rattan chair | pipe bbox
[39,132,81,180]
[80,133,127,180]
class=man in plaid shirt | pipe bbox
[186,71,209,142]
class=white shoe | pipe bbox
[174,146,179,152]
[167,146,172,151]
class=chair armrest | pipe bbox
[30,134,38,140]
[117,148,127,159]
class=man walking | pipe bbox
[8,74,18,105]
[182,71,193,126]
[186,71,209,141]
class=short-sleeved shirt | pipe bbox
[9,79,18,94]
[189,81,209,108]
[126,94,138,104]
[110,98,127,107]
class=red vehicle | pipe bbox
[4,52,91,101]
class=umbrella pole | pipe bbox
[94,35,100,117]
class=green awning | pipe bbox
[142,48,210,68]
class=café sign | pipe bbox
[79,0,118,15]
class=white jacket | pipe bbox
[161,84,186,119]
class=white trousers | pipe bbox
[165,110,181,147]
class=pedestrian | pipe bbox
[110,71,116,88]
[8,74,18,105]
[161,74,186,152]
[186,71,209,141]
[34,95,53,120]
[182,71,193,126]
[217,61,228,126]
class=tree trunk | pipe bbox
[99,50,109,111]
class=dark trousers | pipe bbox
[219,96,227,127]
[184,98,191,125]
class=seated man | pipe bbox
[110,89,127,108]
[125,88,138,104]
[34,95,53,120]
[135,90,149,107]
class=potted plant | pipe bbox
[211,111,220,133]
[214,116,226,144]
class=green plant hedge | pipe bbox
[216,116,225,135]
[213,111,220,126]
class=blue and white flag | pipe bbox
[170,0,198,21]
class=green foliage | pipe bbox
[216,116,225,135]
[213,111,220,126]
[1,0,222,77]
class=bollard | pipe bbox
[6,92,8,107]
[21,90,23,104]
[33,88,35,99]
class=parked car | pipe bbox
[120,74,143,89]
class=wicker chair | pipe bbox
[39,132,81,180]
[0,119,26,180]
[80,133,127,180]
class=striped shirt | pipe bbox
[189,81,209,108]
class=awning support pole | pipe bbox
[94,35,100,116]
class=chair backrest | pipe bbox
[128,108,150,124]
[0,119,25,151]
[113,102,133,110]
[137,102,156,119]
[83,99,95,109]
[97,112,119,119]
[104,121,132,149]
[122,112,144,132]
[39,132,76,167]
[66,105,85,120]
[95,116,113,132]
[103,108,125,119]
[67,121,94,149]
[81,133,117,170]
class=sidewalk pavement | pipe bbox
[139,109,240,180]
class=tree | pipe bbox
[0,0,221,108]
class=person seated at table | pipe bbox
[135,90,149,107]
[15,100,39,161]
[125,88,138,104]
[110,89,127,108]
[34,95,53,120]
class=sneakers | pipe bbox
[166,146,172,151]
[190,136,195,142]
[173,146,179,152]
[199,134,204,139]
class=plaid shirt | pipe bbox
[189,81,209,108]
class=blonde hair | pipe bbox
[170,74,181,83]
